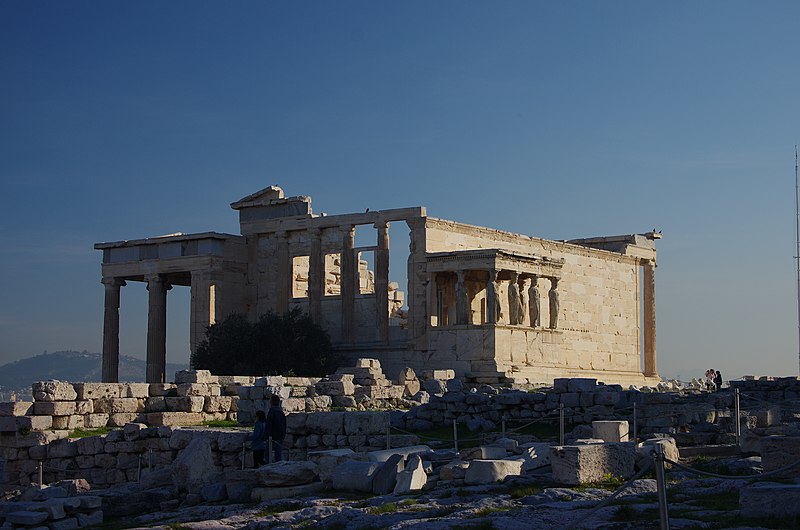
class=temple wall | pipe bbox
[424,219,644,382]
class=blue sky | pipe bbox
[1,1,799,381]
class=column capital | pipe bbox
[101,277,126,288]
[145,274,172,291]
[373,219,389,230]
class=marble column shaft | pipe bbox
[146,274,170,384]
[374,221,390,342]
[643,261,657,377]
[101,277,125,383]
[455,270,469,325]
[486,269,499,324]
[275,231,290,314]
[340,226,356,342]
[308,228,323,323]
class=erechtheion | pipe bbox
[95,186,660,386]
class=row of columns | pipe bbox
[444,269,560,329]
[277,222,391,344]
[102,270,220,384]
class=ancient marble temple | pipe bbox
[95,186,660,386]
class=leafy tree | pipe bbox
[191,308,337,376]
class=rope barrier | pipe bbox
[664,456,800,480]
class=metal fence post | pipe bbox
[734,388,741,442]
[241,442,246,470]
[502,417,506,437]
[38,461,43,487]
[386,411,391,450]
[137,453,142,482]
[654,443,670,530]
[453,420,459,452]
[633,401,638,444]
[559,403,565,445]
[268,436,274,464]
[148,448,153,471]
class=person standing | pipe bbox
[266,394,287,462]
[714,370,723,391]
[247,410,267,467]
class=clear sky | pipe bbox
[2,1,799,382]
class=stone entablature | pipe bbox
[94,185,660,386]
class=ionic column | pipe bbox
[308,228,323,323]
[455,270,469,325]
[101,277,126,383]
[190,269,223,356]
[146,274,171,383]
[341,226,356,343]
[374,220,390,342]
[486,269,500,324]
[275,231,290,314]
[643,260,657,377]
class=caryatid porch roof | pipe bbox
[425,249,564,277]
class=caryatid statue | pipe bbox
[487,269,501,324]
[528,275,541,327]
[548,277,559,329]
[455,270,469,325]
[507,272,524,325]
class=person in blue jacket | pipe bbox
[265,395,287,462]
[248,410,267,467]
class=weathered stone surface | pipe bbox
[551,443,636,486]
[217,431,249,452]
[165,397,205,413]
[372,453,404,495]
[5,510,49,525]
[108,413,139,427]
[592,421,629,442]
[148,383,177,396]
[148,412,203,428]
[0,415,53,432]
[85,413,110,428]
[255,460,319,486]
[175,370,218,384]
[760,436,800,478]
[77,510,104,527]
[172,437,219,492]
[74,383,121,400]
[251,482,325,501]
[393,454,427,494]
[33,381,77,401]
[331,460,381,492]
[344,411,388,436]
[306,412,345,434]
[740,483,800,518]
[460,446,507,461]
[203,396,234,413]
[201,483,228,502]
[316,380,355,396]
[440,460,469,480]
[464,459,524,485]
[122,383,150,398]
[517,442,553,471]
[368,445,432,462]
[637,438,679,469]
[0,401,33,416]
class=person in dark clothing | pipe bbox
[247,410,267,467]
[265,394,287,462]
[714,370,723,391]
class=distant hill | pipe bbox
[0,350,188,398]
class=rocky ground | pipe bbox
[81,454,794,530]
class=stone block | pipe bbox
[551,442,636,486]
[567,378,598,392]
[217,431,249,452]
[344,412,388,436]
[0,415,53,432]
[48,516,79,529]
[203,396,234,413]
[423,380,447,395]
[316,380,355,396]
[372,453,404,495]
[282,397,306,412]
[172,437,217,493]
[367,445,432,462]
[331,460,381,492]
[464,459,524,485]
[145,397,167,412]
[255,461,319,486]
[34,401,76,416]
[423,369,455,380]
[740,483,800,518]
[394,454,427,494]
[149,383,177,396]
[175,370,218,384]
[108,413,139,427]
[592,421,630,442]
[32,381,77,401]
[84,413,109,428]
[5,510,49,525]
[760,436,800,478]
[147,412,204,427]
[306,412,344,434]
[440,460,469,480]
[51,415,83,430]
[74,383,120,400]
[177,383,212,397]
[254,375,286,387]
[0,401,33,416]
[77,510,104,527]
[76,436,105,456]
[355,358,381,369]
[201,483,228,502]
[165,397,205,413]
[75,400,93,414]
[123,383,151,398]
[460,446,508,460]
[517,442,553,471]
[108,398,142,413]
[251,482,324,501]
